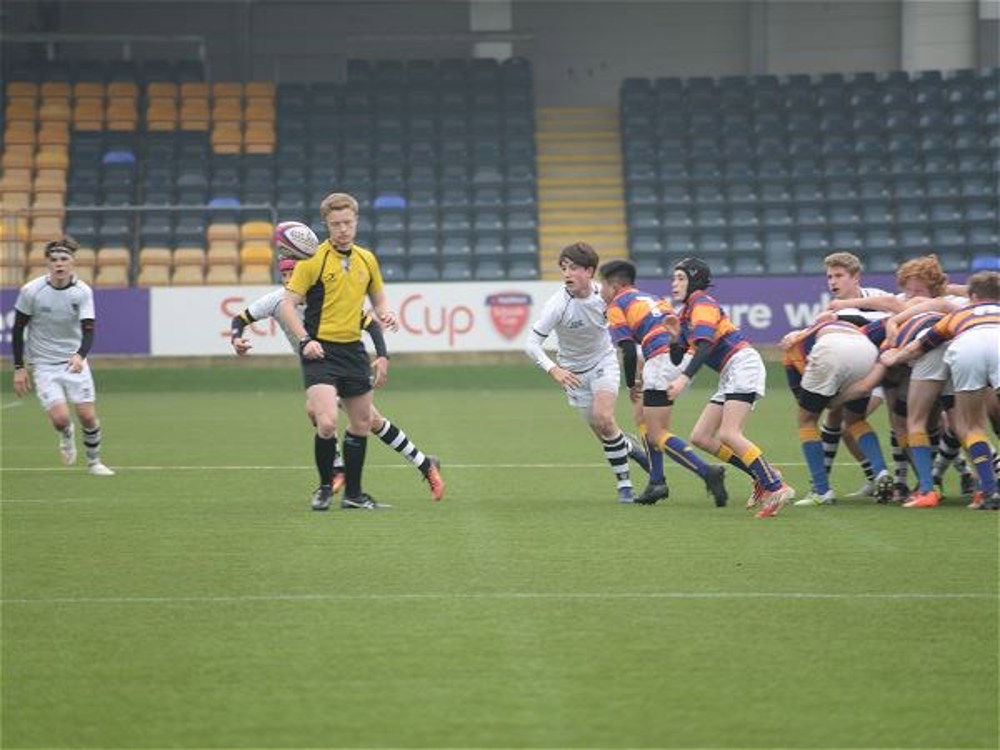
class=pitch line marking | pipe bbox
[2,591,995,606]
[1,461,824,472]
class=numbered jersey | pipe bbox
[606,286,679,361]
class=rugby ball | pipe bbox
[273,221,319,259]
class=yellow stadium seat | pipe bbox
[40,81,71,98]
[173,246,206,267]
[240,242,272,266]
[179,100,211,130]
[33,169,68,195]
[137,264,171,287]
[72,247,98,268]
[28,216,63,243]
[244,100,275,121]
[97,247,132,268]
[38,101,71,122]
[244,82,275,99]
[35,149,70,170]
[0,241,27,266]
[37,122,70,146]
[171,264,205,285]
[240,220,273,242]
[180,82,209,99]
[240,265,273,285]
[72,98,104,128]
[6,82,38,98]
[0,192,31,215]
[0,215,30,241]
[210,130,242,155]
[211,98,243,123]
[146,82,178,99]
[212,82,243,99]
[205,265,239,285]
[207,241,239,266]
[26,262,48,279]
[31,193,66,221]
[74,265,95,285]
[4,123,36,146]
[72,82,105,99]
[1,168,34,192]
[138,247,173,267]
[207,223,240,242]
[107,81,139,99]
[147,98,178,130]
[2,150,34,169]
[94,265,130,287]
[0,264,24,287]
[5,98,37,121]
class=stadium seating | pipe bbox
[620,67,999,274]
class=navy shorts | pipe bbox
[301,340,372,398]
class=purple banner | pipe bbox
[637,273,911,344]
[1,287,150,356]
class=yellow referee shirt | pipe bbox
[287,241,385,343]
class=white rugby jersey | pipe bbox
[14,275,95,366]
[525,281,613,373]
[837,285,893,321]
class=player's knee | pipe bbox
[717,425,743,447]
[314,412,337,438]
[689,426,714,451]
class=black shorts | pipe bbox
[300,340,372,398]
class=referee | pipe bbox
[278,193,398,511]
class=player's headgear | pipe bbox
[674,257,712,298]
[277,257,297,273]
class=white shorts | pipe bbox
[710,346,766,404]
[642,353,686,392]
[564,350,621,409]
[801,332,877,398]
[32,362,97,410]
[945,326,1000,392]
[911,343,949,382]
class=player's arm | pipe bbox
[363,314,390,388]
[230,309,256,355]
[11,310,32,397]
[884,297,959,345]
[68,318,95,373]
[828,294,906,314]
[368,288,397,332]
[279,289,322,360]
[618,339,639,388]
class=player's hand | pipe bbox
[67,353,84,373]
[301,339,324,360]
[550,366,580,389]
[628,383,643,403]
[779,331,801,351]
[666,374,689,401]
[372,356,389,388]
[232,337,252,356]
[12,368,31,398]
[879,349,901,367]
[826,299,847,312]
[379,310,399,332]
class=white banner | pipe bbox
[149,281,565,356]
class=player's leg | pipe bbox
[902,355,948,506]
[587,387,636,503]
[64,366,112,475]
[306,382,340,510]
[955,388,997,507]
[368,403,444,500]
[340,386,376,508]
[31,367,76,465]
[795,399,834,502]
[631,389,665,496]
[820,404,844,478]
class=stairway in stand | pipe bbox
[534,106,627,281]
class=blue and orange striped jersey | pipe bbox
[679,290,748,372]
[921,301,1000,351]
[606,287,678,361]
[889,312,944,351]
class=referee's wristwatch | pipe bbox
[298,334,313,351]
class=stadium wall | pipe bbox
[7,1,984,104]
[2,273,954,357]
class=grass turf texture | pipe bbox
[2,362,997,748]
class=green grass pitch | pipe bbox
[2,362,997,748]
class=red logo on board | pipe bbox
[486,292,532,340]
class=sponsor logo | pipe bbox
[486,292,531,340]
